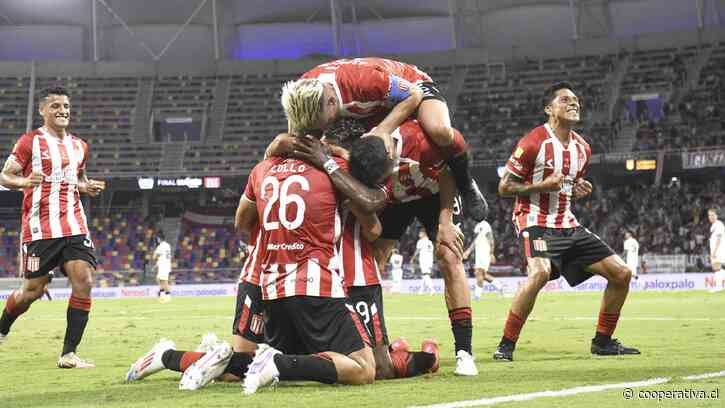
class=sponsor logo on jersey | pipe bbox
[509,158,524,171]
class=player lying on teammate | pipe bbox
[0,86,105,369]
[288,118,478,376]
[282,58,488,222]
[493,82,639,361]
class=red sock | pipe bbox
[503,311,525,343]
[180,352,206,371]
[596,312,620,337]
[439,131,468,160]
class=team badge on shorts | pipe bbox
[250,314,264,336]
[533,239,548,252]
[26,256,40,272]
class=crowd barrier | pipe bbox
[0,273,722,300]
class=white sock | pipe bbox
[717,270,725,287]
[490,279,503,291]
[474,285,483,297]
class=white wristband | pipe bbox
[323,158,340,175]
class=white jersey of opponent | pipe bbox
[623,237,639,273]
[710,220,725,261]
[416,237,435,271]
[390,253,404,271]
[474,221,492,259]
[154,241,172,267]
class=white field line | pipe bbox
[682,370,725,380]
[408,377,671,408]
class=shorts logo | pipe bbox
[533,239,548,252]
[250,314,264,335]
[26,256,40,272]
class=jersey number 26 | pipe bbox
[261,175,309,231]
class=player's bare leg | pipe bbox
[59,259,95,368]
[494,257,551,361]
[0,274,49,340]
[416,100,487,221]
[586,255,639,355]
[437,243,477,375]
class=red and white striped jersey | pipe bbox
[242,156,346,300]
[382,119,467,204]
[8,128,90,243]
[339,211,381,288]
[505,124,591,234]
[239,224,262,285]
[302,58,432,118]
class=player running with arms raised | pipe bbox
[0,86,105,369]
[493,82,639,361]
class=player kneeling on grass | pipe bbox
[493,82,639,361]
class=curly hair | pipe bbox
[324,118,367,149]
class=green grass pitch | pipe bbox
[1,291,723,407]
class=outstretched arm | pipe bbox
[289,136,387,213]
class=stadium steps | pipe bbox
[161,217,182,257]
[445,65,468,116]
[613,124,637,152]
[159,141,187,171]
[207,77,231,141]
[606,54,631,122]
[132,78,154,143]
[673,45,713,106]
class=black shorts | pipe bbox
[519,226,615,286]
[263,296,370,356]
[232,281,265,344]
[380,193,463,242]
[346,285,389,347]
[417,81,446,103]
[22,235,97,279]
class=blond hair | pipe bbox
[281,78,325,134]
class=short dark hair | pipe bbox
[40,85,70,102]
[324,118,366,149]
[543,81,576,108]
[349,137,391,187]
[157,230,166,240]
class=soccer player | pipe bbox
[708,208,725,293]
[623,230,640,281]
[289,118,478,376]
[493,82,640,361]
[412,230,436,295]
[285,57,489,221]
[236,135,398,394]
[340,202,439,380]
[0,86,106,368]
[464,220,504,299]
[153,231,173,303]
[389,247,404,293]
